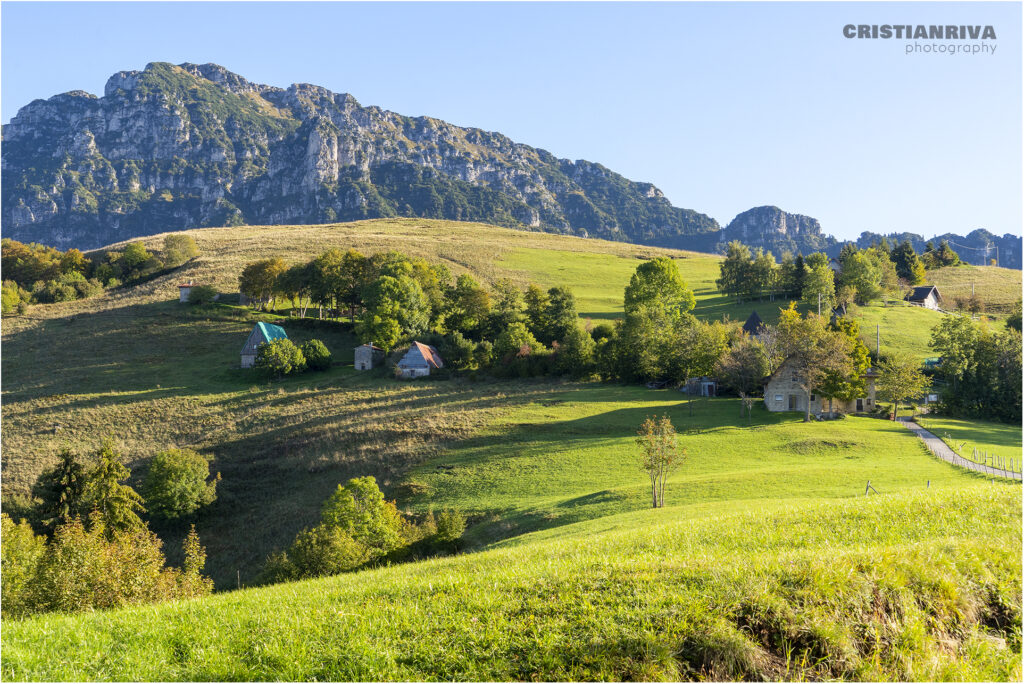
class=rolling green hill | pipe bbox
[2,219,1020,680]
[3,486,1020,681]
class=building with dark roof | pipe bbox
[905,285,942,310]
[742,311,766,336]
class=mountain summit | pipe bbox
[3,62,726,250]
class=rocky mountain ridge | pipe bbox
[2,62,1018,268]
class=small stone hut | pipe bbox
[178,282,195,302]
[354,343,385,371]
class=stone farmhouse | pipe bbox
[763,357,879,415]
[354,343,385,370]
[240,322,289,368]
[397,341,444,379]
[905,285,942,310]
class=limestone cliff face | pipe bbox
[720,206,836,256]
[2,62,720,249]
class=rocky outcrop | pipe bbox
[2,62,721,250]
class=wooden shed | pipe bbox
[241,322,289,368]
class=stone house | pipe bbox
[354,343,384,371]
[763,357,879,415]
[396,341,444,379]
[905,285,942,310]
[240,322,289,368]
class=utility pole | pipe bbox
[817,292,821,316]
[972,281,975,297]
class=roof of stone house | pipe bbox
[742,311,765,336]
[355,343,384,351]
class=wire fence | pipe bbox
[906,422,1023,481]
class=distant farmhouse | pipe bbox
[178,281,195,302]
[354,343,384,371]
[241,322,288,368]
[397,341,444,379]
[905,285,942,310]
[764,357,879,415]
[742,311,766,336]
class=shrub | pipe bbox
[590,321,615,342]
[2,515,213,617]
[2,280,31,314]
[142,448,219,520]
[162,234,200,267]
[320,476,405,559]
[255,339,306,379]
[264,476,405,582]
[441,331,476,370]
[434,510,466,546]
[266,524,371,582]
[187,284,218,305]
[300,339,332,371]
[0,515,47,617]
[473,340,493,368]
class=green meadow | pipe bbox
[2,219,1021,681]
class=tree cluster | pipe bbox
[929,315,1021,423]
[715,238,958,312]
[262,476,465,583]
[2,443,218,617]
[239,248,598,379]
[1,234,200,313]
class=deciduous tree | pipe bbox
[635,415,682,508]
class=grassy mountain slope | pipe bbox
[2,219,1021,679]
[3,219,1018,585]
[3,487,1019,681]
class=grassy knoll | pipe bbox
[916,415,1023,467]
[929,263,1022,316]
[3,486,1019,681]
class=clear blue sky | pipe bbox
[2,1,1021,241]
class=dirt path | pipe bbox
[900,418,1022,481]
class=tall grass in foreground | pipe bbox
[3,486,1020,681]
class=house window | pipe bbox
[791,374,798,382]
[774,394,783,402]
[810,394,816,401]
